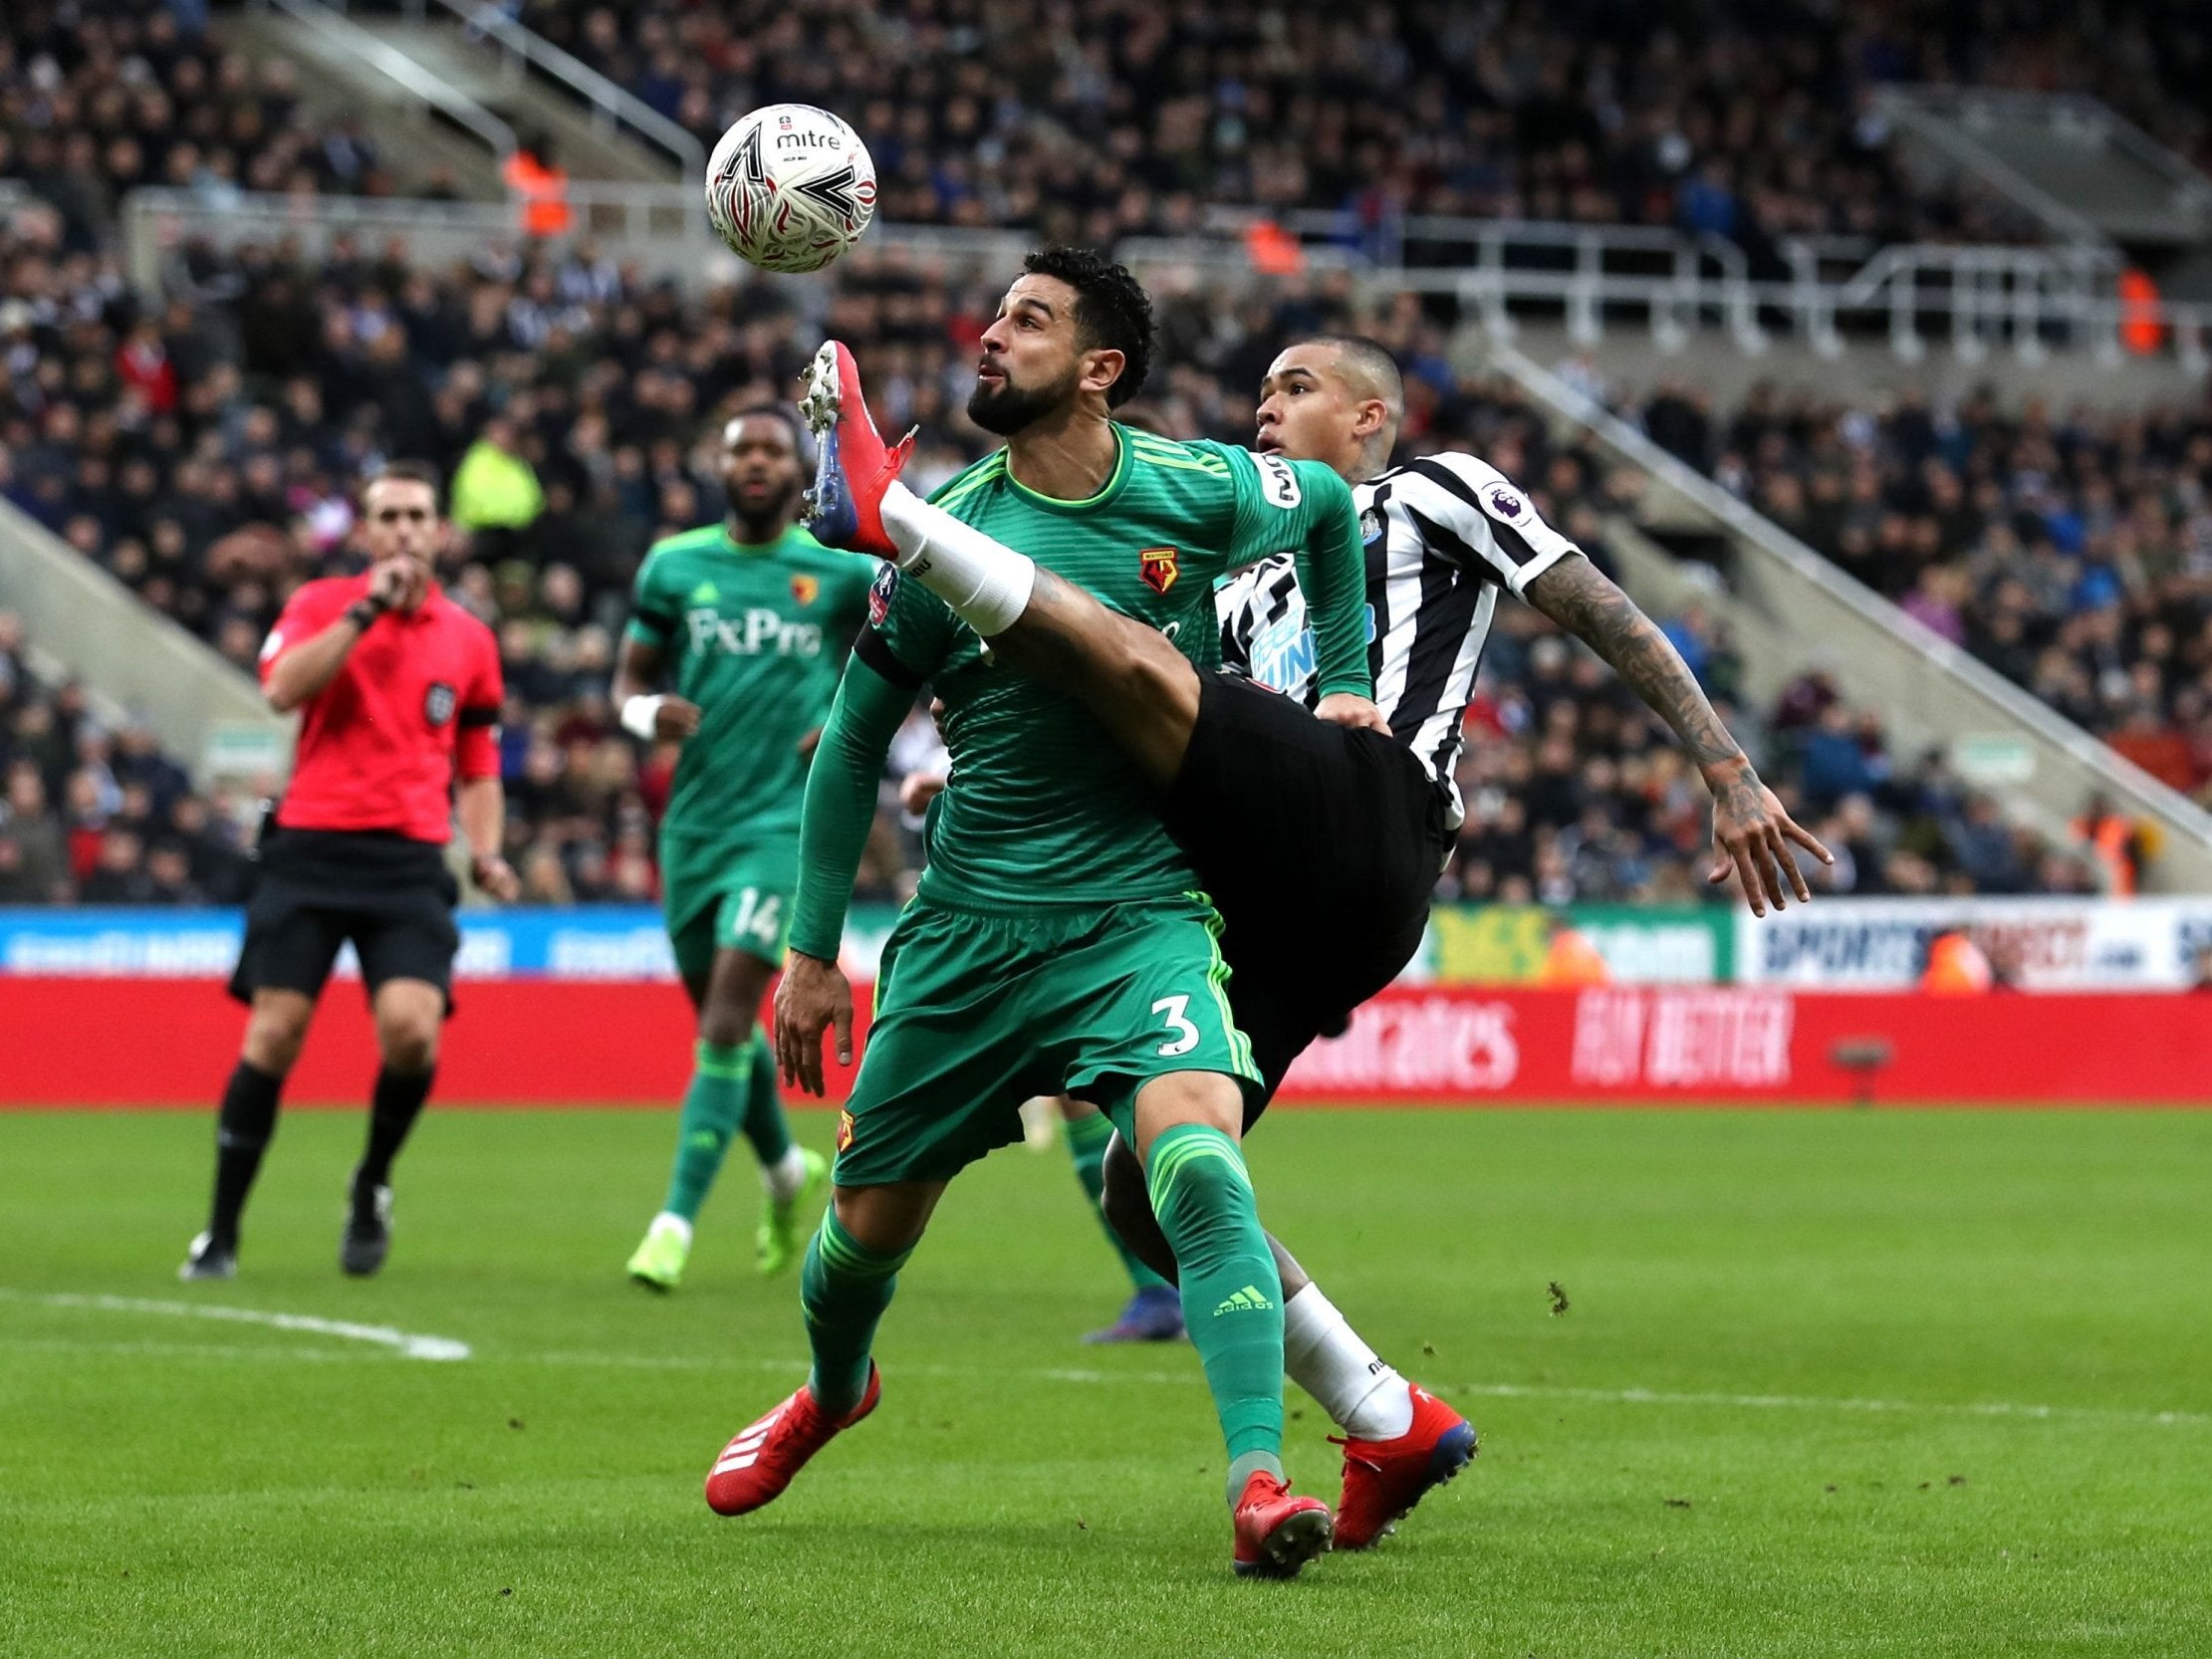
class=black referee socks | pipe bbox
[208,1061,284,1245]
[357,1065,436,1192]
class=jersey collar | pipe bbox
[1003,424,1130,515]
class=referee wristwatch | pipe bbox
[346,594,390,630]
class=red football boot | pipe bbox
[1331,1384,1478,1550]
[798,340,915,559]
[703,1364,881,1517]
[1230,1470,1334,1579]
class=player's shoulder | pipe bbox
[286,572,366,609]
[778,527,875,578]
[1126,429,1239,481]
[428,588,498,645]
[926,448,1011,512]
[1383,448,1518,505]
[640,523,724,571]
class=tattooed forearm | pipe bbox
[1524,556,1745,773]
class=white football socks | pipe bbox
[878,481,1036,636]
[1282,1283,1415,1440]
[761,1145,812,1204]
[649,1212,694,1246]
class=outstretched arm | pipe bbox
[777,654,913,1093]
[1524,555,1832,915]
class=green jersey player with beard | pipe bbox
[700,250,1371,1579]
[615,409,876,1291]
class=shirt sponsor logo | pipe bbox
[687,607,825,657]
[423,681,457,727]
[1254,451,1303,509]
[867,565,896,626]
[836,1109,857,1153]
[1138,546,1180,594]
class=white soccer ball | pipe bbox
[703,104,877,275]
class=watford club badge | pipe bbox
[790,574,821,606]
[1138,547,1180,594]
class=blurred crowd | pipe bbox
[1,0,421,257]
[524,0,2047,252]
[4,0,2192,906]
[0,608,258,904]
[1622,375,2212,810]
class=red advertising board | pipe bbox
[0,979,2205,1107]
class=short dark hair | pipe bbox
[724,403,805,447]
[1021,246,1154,408]
[1290,334,1405,417]
[365,458,442,509]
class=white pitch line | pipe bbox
[8,1301,2202,1430]
[516,1348,2209,1430]
[0,1289,470,1361]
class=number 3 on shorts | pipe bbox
[1152,993,1200,1058]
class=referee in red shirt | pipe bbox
[181,461,520,1281]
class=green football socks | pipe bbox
[661,1030,791,1222]
[1144,1124,1286,1500]
[659,1039,747,1223]
[1065,1109,1172,1293]
[801,1210,912,1416]
[740,1029,795,1167]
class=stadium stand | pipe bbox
[517,0,2049,247]
[1,1,395,255]
[0,607,256,903]
[4,0,2199,902]
[1613,377,2212,809]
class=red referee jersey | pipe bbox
[260,574,503,844]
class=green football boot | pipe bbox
[755,1147,830,1277]
[627,1214,693,1292]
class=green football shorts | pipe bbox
[832,893,1261,1187]
[662,839,798,980]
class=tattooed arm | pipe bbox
[1523,553,1832,915]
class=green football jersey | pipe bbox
[863,425,1366,909]
[626,523,877,849]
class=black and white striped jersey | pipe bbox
[1216,451,1584,828]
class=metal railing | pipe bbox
[405,0,707,178]
[256,0,516,162]
[117,183,2212,368]
[1880,84,2212,227]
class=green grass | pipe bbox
[3,1107,2209,1658]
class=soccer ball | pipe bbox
[703,104,877,275]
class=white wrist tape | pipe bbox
[619,694,665,740]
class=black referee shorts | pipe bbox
[228,828,462,1012]
[1159,671,1450,1116]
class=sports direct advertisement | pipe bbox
[1734,897,2212,990]
[1,901,2205,1107]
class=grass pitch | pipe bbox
[2,1106,2208,1658]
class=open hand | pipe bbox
[775,949,855,1096]
[1704,761,1834,918]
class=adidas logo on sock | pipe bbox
[1212,1285,1276,1316]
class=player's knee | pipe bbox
[243,1007,310,1074]
[376,1010,440,1075]
[1145,1139,1253,1238]
[696,1001,752,1051]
